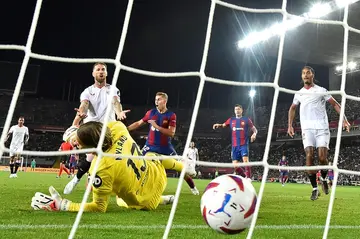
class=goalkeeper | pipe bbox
[31,121,174,212]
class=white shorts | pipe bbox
[181,159,196,176]
[9,145,24,157]
[301,129,330,149]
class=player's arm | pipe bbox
[128,110,152,131]
[68,191,111,212]
[127,119,146,131]
[327,97,350,132]
[5,126,14,143]
[73,100,89,127]
[113,96,130,121]
[213,118,230,129]
[151,124,175,137]
[248,118,257,142]
[32,174,112,213]
[24,127,29,145]
[196,148,199,161]
[5,132,12,143]
[212,123,227,129]
[148,113,176,137]
[287,93,299,138]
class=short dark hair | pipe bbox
[234,104,242,109]
[93,62,107,70]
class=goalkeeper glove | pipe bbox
[31,186,71,211]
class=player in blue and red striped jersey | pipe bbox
[128,92,199,195]
[278,155,289,186]
[213,104,257,179]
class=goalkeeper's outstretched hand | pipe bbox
[31,186,71,211]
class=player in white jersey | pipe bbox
[186,141,199,173]
[5,116,29,178]
[64,62,129,194]
[287,66,350,201]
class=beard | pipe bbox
[95,77,105,84]
[304,80,312,85]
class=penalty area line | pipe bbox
[1,224,360,230]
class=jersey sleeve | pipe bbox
[141,110,152,122]
[322,87,332,101]
[224,118,231,126]
[8,126,14,134]
[68,171,113,212]
[169,113,176,127]
[80,88,90,102]
[292,93,300,105]
[112,86,121,103]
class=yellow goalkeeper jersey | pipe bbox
[68,121,167,212]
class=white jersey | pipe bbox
[292,84,331,130]
[80,84,121,123]
[187,147,198,162]
[8,125,29,151]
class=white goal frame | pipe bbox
[1,0,360,239]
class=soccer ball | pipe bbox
[200,174,257,234]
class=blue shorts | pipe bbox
[231,145,249,161]
[69,162,76,168]
[329,176,334,180]
[142,144,177,156]
[280,171,288,176]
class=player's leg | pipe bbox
[241,145,251,179]
[149,152,199,195]
[63,163,71,177]
[328,177,333,188]
[13,155,21,177]
[232,147,246,177]
[283,172,288,185]
[305,146,319,199]
[280,172,284,185]
[145,161,173,209]
[303,129,320,200]
[316,129,330,195]
[64,154,93,194]
[9,155,15,178]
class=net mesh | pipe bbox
[0,0,359,238]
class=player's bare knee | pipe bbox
[318,147,328,164]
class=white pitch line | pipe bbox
[1,224,360,230]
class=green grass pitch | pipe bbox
[0,172,359,239]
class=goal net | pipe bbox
[1,0,359,239]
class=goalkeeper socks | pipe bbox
[9,164,14,174]
[321,170,328,181]
[184,175,195,189]
[14,163,20,173]
[309,174,317,188]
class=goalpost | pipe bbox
[0,0,359,239]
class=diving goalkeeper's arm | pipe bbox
[31,186,110,212]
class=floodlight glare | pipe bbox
[249,90,256,98]
[348,61,357,70]
[335,0,358,8]
[307,3,332,18]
